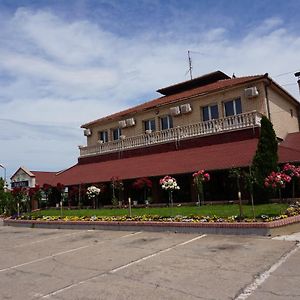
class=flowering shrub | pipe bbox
[159,176,180,190]
[110,176,124,191]
[282,163,300,178]
[193,170,210,206]
[264,171,292,188]
[133,177,152,190]
[192,170,210,182]
[86,186,101,199]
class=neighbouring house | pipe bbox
[12,71,300,205]
[10,167,59,209]
[10,167,58,188]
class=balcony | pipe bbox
[79,111,262,158]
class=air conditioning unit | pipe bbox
[170,106,181,116]
[145,129,152,134]
[119,120,127,128]
[126,117,135,127]
[120,135,126,140]
[84,129,92,136]
[97,140,104,144]
[245,86,259,98]
[180,103,192,114]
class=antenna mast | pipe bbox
[188,50,193,80]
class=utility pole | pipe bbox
[295,72,300,94]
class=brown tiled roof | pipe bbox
[280,132,300,151]
[81,75,265,128]
[56,138,259,185]
[30,171,59,186]
[56,134,300,186]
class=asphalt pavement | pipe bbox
[0,224,299,300]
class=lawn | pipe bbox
[31,203,289,219]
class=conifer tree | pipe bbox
[252,116,278,201]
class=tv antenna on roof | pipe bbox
[186,50,207,80]
[187,50,193,80]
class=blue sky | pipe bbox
[0,0,300,180]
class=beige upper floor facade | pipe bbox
[80,72,300,155]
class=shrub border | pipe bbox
[3,215,300,236]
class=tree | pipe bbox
[251,116,278,202]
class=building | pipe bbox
[10,167,58,188]
[38,71,300,203]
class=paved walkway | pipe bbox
[0,224,299,299]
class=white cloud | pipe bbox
[0,8,299,178]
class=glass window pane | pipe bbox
[113,128,121,140]
[168,116,173,128]
[161,117,167,130]
[210,105,219,119]
[104,131,108,142]
[99,131,108,142]
[202,106,209,121]
[225,101,234,116]
[235,98,242,114]
[145,119,156,131]
[150,119,156,131]
[161,116,172,130]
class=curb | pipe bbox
[3,215,300,236]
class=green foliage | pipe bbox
[0,178,16,215]
[252,116,278,202]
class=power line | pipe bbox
[281,82,298,87]
[273,69,300,78]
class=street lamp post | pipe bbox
[0,164,6,188]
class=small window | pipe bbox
[290,109,294,117]
[202,104,219,121]
[112,128,122,141]
[160,115,173,130]
[224,98,242,117]
[144,119,156,132]
[98,131,108,142]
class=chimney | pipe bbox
[295,72,300,94]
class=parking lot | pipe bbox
[0,223,299,300]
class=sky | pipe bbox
[0,0,300,180]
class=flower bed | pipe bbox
[10,202,300,223]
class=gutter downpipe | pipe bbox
[263,73,271,121]
[297,78,300,131]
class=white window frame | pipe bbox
[112,128,122,141]
[99,130,109,143]
[160,115,173,130]
[202,103,219,121]
[144,119,156,132]
[224,98,242,117]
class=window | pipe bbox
[224,98,242,117]
[112,128,122,140]
[144,119,156,132]
[98,131,108,143]
[202,104,219,121]
[160,115,173,130]
[290,109,294,117]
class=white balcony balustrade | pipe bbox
[79,111,262,158]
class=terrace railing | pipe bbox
[79,110,262,158]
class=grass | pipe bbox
[31,203,289,219]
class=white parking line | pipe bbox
[11,231,84,248]
[41,234,207,299]
[0,245,90,273]
[234,242,300,300]
[0,231,141,273]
